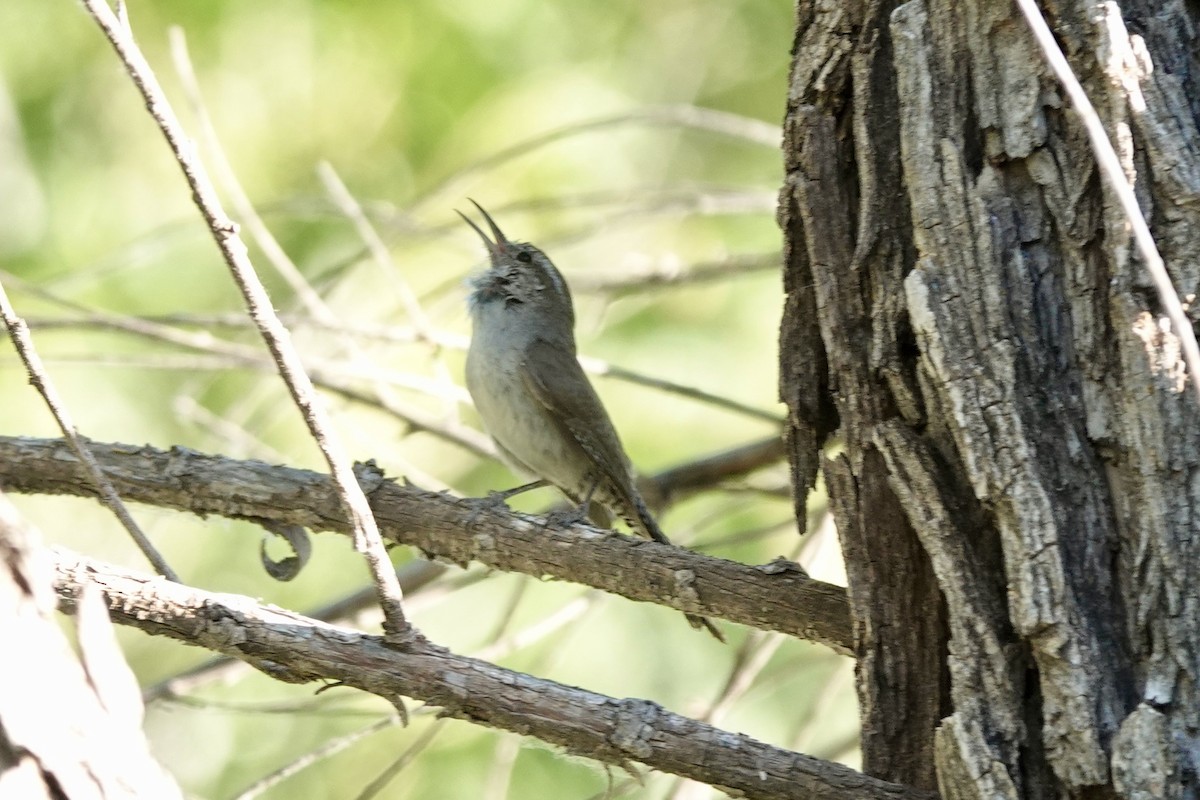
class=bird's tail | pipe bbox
[625,492,725,643]
[687,614,726,643]
[625,490,674,546]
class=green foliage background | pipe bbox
[0,1,856,798]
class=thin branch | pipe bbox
[353,719,449,800]
[482,734,522,800]
[16,285,778,428]
[578,354,785,424]
[24,311,427,344]
[570,252,782,295]
[790,660,856,757]
[51,549,931,800]
[639,435,785,511]
[704,632,790,725]
[0,436,852,652]
[154,693,380,717]
[232,714,400,800]
[480,185,776,221]
[665,631,788,800]
[168,27,444,453]
[473,592,601,663]
[317,161,434,339]
[1014,0,1200,399]
[671,534,812,800]
[2,347,493,457]
[172,395,292,464]
[16,259,785,444]
[167,27,338,329]
[1,273,494,457]
[0,281,177,581]
[316,161,464,429]
[411,105,781,213]
[79,0,408,635]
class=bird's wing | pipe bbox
[518,337,637,507]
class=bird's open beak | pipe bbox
[457,199,509,260]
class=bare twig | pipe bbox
[475,185,775,221]
[232,714,400,800]
[169,28,444,455]
[3,350,492,457]
[317,162,434,339]
[412,105,780,212]
[665,632,788,800]
[473,592,601,663]
[639,435,785,510]
[25,310,427,344]
[353,719,449,800]
[154,692,382,717]
[3,271,492,455]
[579,354,784,424]
[16,302,782,428]
[570,252,781,295]
[79,0,409,635]
[790,660,856,756]
[167,28,337,329]
[173,395,292,464]
[483,735,522,800]
[317,161,462,427]
[1014,0,1200,399]
[0,281,177,581]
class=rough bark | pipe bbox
[0,435,853,653]
[780,0,1200,798]
[51,549,933,800]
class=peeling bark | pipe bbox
[780,0,1200,797]
[0,436,853,652]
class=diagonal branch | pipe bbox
[0,436,851,653]
[0,282,177,581]
[50,549,929,800]
[79,0,408,638]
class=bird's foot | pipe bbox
[686,614,726,644]
[542,503,591,530]
[465,480,550,524]
[464,491,515,526]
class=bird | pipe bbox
[460,200,723,641]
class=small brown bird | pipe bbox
[460,201,722,641]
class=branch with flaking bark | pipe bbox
[50,549,930,800]
[0,436,851,653]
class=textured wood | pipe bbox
[781,1,950,791]
[0,435,853,653]
[780,0,1200,797]
[52,549,935,800]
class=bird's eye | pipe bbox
[516,251,532,263]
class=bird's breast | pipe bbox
[466,337,586,487]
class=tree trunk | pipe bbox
[780,1,1200,798]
